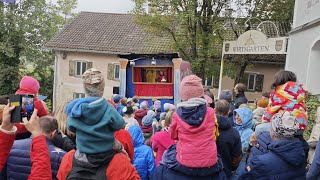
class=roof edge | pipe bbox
[44,47,131,55]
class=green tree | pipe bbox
[131,0,295,85]
[132,0,230,80]
[0,0,77,111]
[57,0,78,22]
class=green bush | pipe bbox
[305,93,320,139]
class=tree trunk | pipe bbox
[234,58,248,87]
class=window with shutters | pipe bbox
[241,73,264,92]
[73,93,85,99]
[69,60,93,77]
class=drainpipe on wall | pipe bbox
[173,58,182,106]
[53,51,59,112]
[119,59,128,97]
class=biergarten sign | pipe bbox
[223,30,288,55]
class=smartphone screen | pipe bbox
[9,94,34,123]
[21,95,34,120]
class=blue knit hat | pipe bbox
[219,90,232,102]
[113,95,123,103]
[142,110,155,126]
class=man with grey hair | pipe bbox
[215,100,242,178]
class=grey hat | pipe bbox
[219,90,232,102]
[82,68,105,97]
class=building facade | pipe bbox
[286,0,320,95]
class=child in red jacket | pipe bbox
[152,111,175,166]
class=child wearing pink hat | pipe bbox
[169,75,219,168]
[16,76,48,117]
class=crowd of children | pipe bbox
[1,69,320,179]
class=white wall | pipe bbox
[54,51,121,109]
[293,0,320,28]
[286,25,320,95]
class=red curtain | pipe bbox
[134,67,142,82]
[134,84,173,97]
[166,67,172,83]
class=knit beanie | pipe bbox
[170,104,176,111]
[140,101,149,110]
[142,110,155,126]
[163,103,171,112]
[82,68,105,97]
[113,95,123,103]
[270,111,299,139]
[180,75,204,101]
[219,90,232,102]
[257,98,268,108]
[17,76,40,94]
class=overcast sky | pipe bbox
[47,0,135,14]
[75,0,134,14]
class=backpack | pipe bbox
[66,151,116,180]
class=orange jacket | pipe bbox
[57,150,140,180]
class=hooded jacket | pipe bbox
[128,125,156,180]
[234,107,254,151]
[152,130,175,166]
[307,140,320,180]
[152,144,227,180]
[6,137,65,180]
[66,97,124,154]
[239,138,306,179]
[135,109,148,126]
[263,81,308,131]
[216,115,242,177]
[170,98,218,168]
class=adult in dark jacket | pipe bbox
[152,144,227,180]
[307,140,320,180]
[239,111,306,180]
[128,125,155,180]
[234,83,248,109]
[215,100,242,177]
[6,116,65,180]
[219,90,235,126]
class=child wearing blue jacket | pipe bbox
[232,107,253,179]
[128,125,156,180]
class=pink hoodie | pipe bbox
[152,130,175,166]
[169,107,218,168]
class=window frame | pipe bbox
[75,61,87,77]
[204,76,214,87]
[247,73,257,91]
[73,93,85,99]
[114,63,120,80]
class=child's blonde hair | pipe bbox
[54,101,69,133]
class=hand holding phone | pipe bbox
[9,94,34,123]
